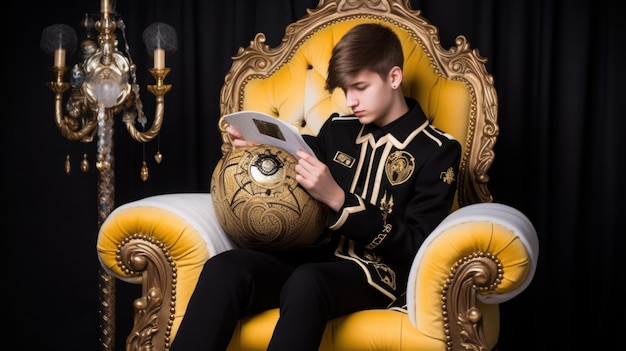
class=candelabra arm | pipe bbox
[47,67,98,142]
[123,68,171,143]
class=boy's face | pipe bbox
[343,69,396,127]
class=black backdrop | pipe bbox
[6,0,623,350]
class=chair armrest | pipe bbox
[406,202,538,347]
[96,193,235,348]
[97,193,234,281]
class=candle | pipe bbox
[54,48,66,68]
[154,48,165,69]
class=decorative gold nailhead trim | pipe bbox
[441,251,503,351]
[116,233,177,350]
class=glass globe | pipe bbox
[95,78,122,108]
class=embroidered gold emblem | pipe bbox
[333,151,355,168]
[365,191,394,250]
[440,167,456,184]
[374,263,396,289]
[385,151,415,185]
[379,191,394,223]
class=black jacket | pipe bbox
[304,98,461,306]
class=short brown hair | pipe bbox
[326,23,404,92]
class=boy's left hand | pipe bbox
[226,125,257,148]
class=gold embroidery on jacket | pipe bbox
[335,237,397,294]
[379,191,393,223]
[333,151,356,168]
[440,166,456,184]
[385,151,415,185]
[364,191,394,250]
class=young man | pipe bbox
[171,23,461,350]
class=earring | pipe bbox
[392,85,396,89]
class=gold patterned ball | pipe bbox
[210,145,327,251]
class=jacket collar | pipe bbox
[357,98,429,148]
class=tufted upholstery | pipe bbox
[236,21,470,147]
[218,0,498,210]
[97,1,537,350]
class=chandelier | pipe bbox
[40,1,176,349]
[41,0,177,183]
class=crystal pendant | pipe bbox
[65,154,71,175]
[140,161,149,181]
[80,153,90,172]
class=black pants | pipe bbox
[170,247,389,351]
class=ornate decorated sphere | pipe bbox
[210,145,326,251]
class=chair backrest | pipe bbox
[218,0,497,209]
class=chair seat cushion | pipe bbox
[227,309,446,351]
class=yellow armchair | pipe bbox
[97,1,538,350]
